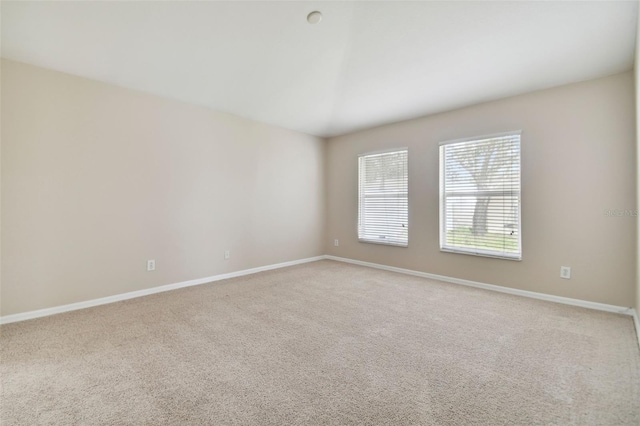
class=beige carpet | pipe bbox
[1,260,639,425]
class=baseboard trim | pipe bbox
[327,255,640,349]
[632,309,640,350]
[325,255,635,316]
[0,256,325,325]
[3,253,639,349]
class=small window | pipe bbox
[358,149,408,247]
[439,132,521,260]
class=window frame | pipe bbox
[439,131,522,261]
[357,148,409,247]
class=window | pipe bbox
[439,132,521,260]
[358,149,408,247]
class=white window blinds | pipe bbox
[358,150,408,247]
[439,133,521,260]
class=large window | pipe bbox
[439,132,521,260]
[358,149,408,247]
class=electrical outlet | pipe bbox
[560,266,571,279]
[147,259,156,271]
[334,239,339,247]
[224,250,230,260]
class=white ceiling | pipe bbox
[2,1,638,137]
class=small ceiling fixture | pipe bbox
[307,11,322,24]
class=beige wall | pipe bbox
[327,72,636,307]
[636,4,640,311]
[1,59,325,316]
[2,58,637,317]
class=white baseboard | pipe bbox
[324,255,635,316]
[0,256,325,325]
[325,255,640,349]
[632,309,640,350]
[3,253,640,351]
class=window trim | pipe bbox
[438,131,522,261]
[357,148,409,248]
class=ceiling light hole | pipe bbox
[307,11,322,25]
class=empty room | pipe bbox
[1,1,640,424]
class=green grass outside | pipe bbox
[446,227,518,252]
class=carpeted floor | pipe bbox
[1,260,639,425]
